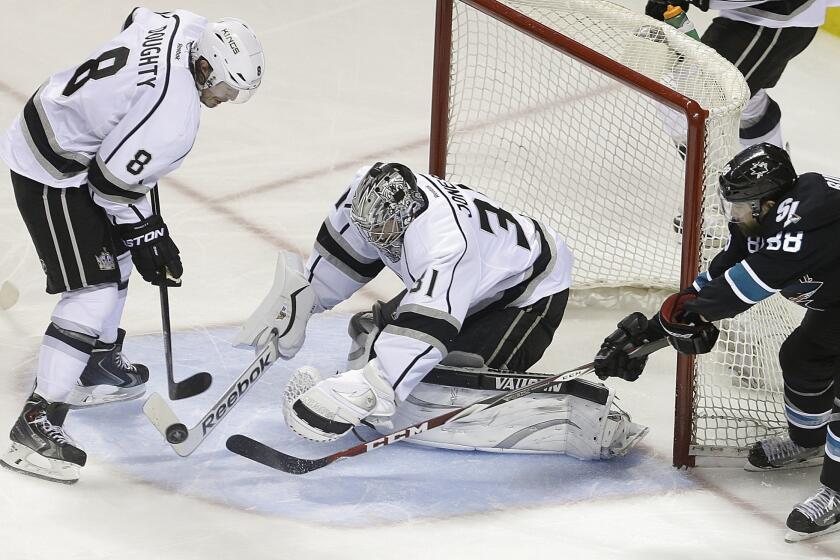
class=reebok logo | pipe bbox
[200,350,273,435]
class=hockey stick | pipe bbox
[142,329,281,456]
[150,186,212,401]
[225,338,670,474]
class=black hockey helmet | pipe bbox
[718,143,796,224]
[719,143,796,204]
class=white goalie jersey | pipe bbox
[0,8,206,224]
[306,166,574,401]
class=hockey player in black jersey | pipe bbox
[644,0,837,148]
[0,9,264,483]
[595,143,840,542]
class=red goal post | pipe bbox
[428,0,758,467]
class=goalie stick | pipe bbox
[150,186,212,400]
[143,329,280,456]
[225,338,670,474]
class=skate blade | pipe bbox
[785,521,840,543]
[744,455,824,472]
[1,442,80,484]
[66,383,146,409]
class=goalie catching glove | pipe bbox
[233,251,316,358]
[117,215,182,287]
[282,359,396,442]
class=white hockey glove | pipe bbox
[233,251,316,358]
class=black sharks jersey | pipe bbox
[685,173,840,321]
[306,166,573,400]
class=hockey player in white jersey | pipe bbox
[0,8,264,483]
[238,163,647,459]
[645,0,840,148]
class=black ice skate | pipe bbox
[786,485,840,542]
[745,435,823,472]
[66,328,149,408]
[1,393,86,484]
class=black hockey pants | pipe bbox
[778,309,840,491]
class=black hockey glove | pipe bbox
[654,289,719,354]
[645,0,690,21]
[594,312,664,382]
[117,215,183,287]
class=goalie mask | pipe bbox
[350,163,427,260]
[192,18,264,103]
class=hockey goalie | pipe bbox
[236,163,649,460]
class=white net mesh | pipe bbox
[439,0,802,456]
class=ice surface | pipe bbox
[2,1,840,558]
[69,317,695,526]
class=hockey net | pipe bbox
[430,0,804,466]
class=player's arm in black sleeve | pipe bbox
[688,222,748,293]
[683,231,812,322]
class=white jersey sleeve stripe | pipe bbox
[20,86,88,180]
[382,325,449,358]
[324,219,379,264]
[312,243,372,284]
[88,154,150,204]
[313,221,383,283]
[397,303,462,331]
[31,85,91,167]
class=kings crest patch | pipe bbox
[95,248,116,271]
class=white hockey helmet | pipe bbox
[192,18,264,103]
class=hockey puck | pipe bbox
[165,423,189,444]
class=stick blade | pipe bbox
[226,435,328,474]
[142,393,197,457]
[169,371,213,400]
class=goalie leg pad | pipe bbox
[384,375,647,459]
[283,360,396,442]
[234,251,316,358]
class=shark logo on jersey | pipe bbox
[750,161,769,179]
[781,275,824,310]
